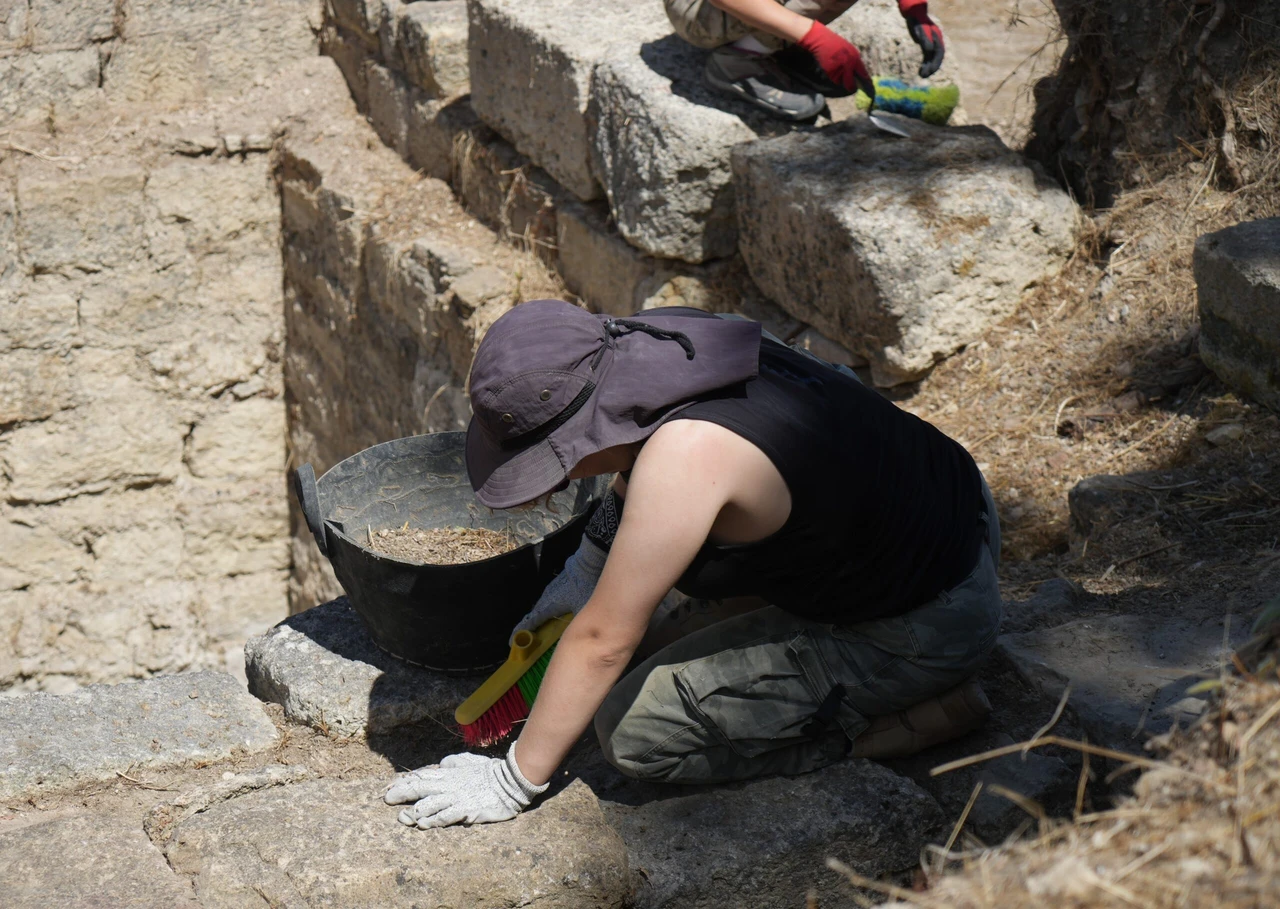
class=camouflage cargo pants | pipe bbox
[594,483,1001,784]
[664,0,859,50]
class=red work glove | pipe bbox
[898,0,945,78]
[797,20,874,102]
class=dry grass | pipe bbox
[830,614,1280,909]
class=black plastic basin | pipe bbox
[292,432,605,674]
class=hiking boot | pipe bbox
[851,678,992,759]
[703,45,826,121]
[771,44,856,98]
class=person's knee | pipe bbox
[595,713,682,783]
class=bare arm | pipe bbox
[706,0,814,43]
[512,424,730,784]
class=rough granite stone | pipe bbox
[0,813,200,909]
[165,777,631,908]
[0,671,278,800]
[245,597,478,737]
[732,118,1077,385]
[399,0,469,97]
[467,0,671,201]
[588,36,760,264]
[967,733,1076,840]
[1194,217,1280,411]
[1067,472,1165,538]
[591,758,944,908]
[997,614,1241,751]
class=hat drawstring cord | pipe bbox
[604,319,697,360]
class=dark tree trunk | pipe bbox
[1026,0,1280,207]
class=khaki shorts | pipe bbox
[664,0,858,50]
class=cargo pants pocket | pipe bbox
[672,631,835,760]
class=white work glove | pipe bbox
[384,742,548,829]
[510,535,607,643]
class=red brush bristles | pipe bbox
[459,685,529,747]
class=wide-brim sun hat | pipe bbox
[465,300,762,508]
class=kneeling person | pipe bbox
[385,300,999,827]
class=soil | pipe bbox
[367,525,521,564]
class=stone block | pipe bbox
[0,290,80,352]
[0,186,15,284]
[399,0,469,97]
[0,0,28,52]
[0,671,277,799]
[166,776,630,908]
[83,520,185,587]
[1067,472,1159,538]
[590,757,942,907]
[186,398,285,482]
[556,200,746,316]
[2,378,184,503]
[0,47,103,128]
[245,597,479,736]
[997,614,1242,752]
[732,119,1077,385]
[29,0,116,50]
[0,348,73,424]
[589,36,759,264]
[16,158,148,273]
[107,0,319,105]
[365,59,412,157]
[181,479,291,577]
[0,517,87,591]
[467,0,670,201]
[1194,217,1280,411]
[967,733,1076,841]
[0,814,199,909]
[145,155,278,250]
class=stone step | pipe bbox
[732,117,1078,386]
[245,598,478,737]
[996,613,1241,752]
[0,813,200,909]
[164,776,632,908]
[1195,217,1280,411]
[0,671,278,800]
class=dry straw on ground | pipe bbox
[829,609,1280,909]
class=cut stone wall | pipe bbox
[0,1,322,692]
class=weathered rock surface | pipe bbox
[732,118,1077,385]
[0,671,278,800]
[968,733,1077,839]
[1194,217,1280,411]
[246,597,478,736]
[0,813,200,909]
[588,36,760,264]
[581,756,943,908]
[997,614,1239,751]
[166,777,631,908]
[144,763,314,848]
[467,0,670,201]
[1067,473,1161,538]
[1000,577,1087,635]
[398,0,469,97]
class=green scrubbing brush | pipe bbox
[856,77,960,125]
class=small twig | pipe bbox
[1113,542,1180,568]
[114,770,176,792]
[942,782,984,858]
[1074,734,1091,818]
[930,734,1234,792]
[1026,683,1072,754]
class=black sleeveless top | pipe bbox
[666,338,985,623]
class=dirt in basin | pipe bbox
[367,526,521,564]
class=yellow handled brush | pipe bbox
[455,614,572,747]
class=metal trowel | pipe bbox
[868,112,912,138]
